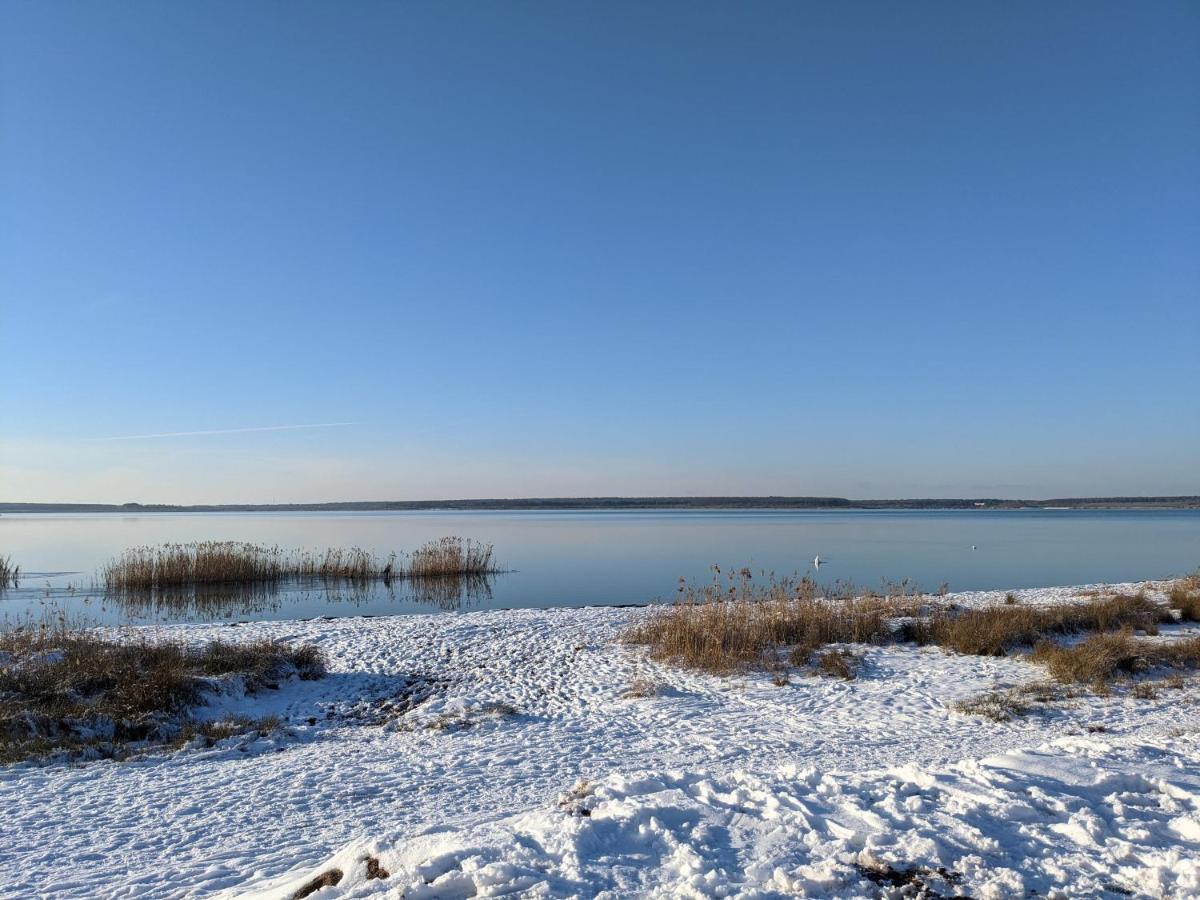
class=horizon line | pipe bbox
[88,422,362,441]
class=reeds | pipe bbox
[407,537,497,578]
[0,555,18,589]
[902,592,1168,657]
[100,537,500,591]
[623,569,893,674]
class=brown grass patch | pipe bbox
[0,624,324,762]
[1029,631,1200,686]
[904,593,1167,657]
[1168,573,1200,621]
[623,571,891,674]
[809,648,861,680]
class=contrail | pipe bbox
[90,422,362,441]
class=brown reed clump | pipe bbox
[903,592,1169,657]
[1168,572,1200,621]
[1029,630,1200,687]
[102,542,291,589]
[101,538,499,590]
[406,537,497,578]
[0,555,19,589]
[622,568,892,675]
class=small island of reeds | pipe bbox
[100,536,499,591]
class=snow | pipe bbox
[1,580,1198,898]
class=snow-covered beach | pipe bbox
[3,581,1199,898]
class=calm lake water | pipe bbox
[1,510,1198,626]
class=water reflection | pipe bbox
[104,572,497,622]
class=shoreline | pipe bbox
[2,579,1198,897]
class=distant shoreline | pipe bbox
[2,496,1198,513]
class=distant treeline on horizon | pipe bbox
[3,496,1199,513]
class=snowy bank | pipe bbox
[2,580,1198,898]
[244,734,1200,899]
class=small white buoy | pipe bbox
[971,545,977,551]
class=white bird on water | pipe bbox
[813,555,823,569]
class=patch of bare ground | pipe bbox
[292,868,342,899]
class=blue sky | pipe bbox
[2,1,1197,503]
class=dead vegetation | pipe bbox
[626,571,1200,701]
[0,555,18,589]
[903,592,1168,657]
[1168,572,1200,621]
[1030,630,1200,685]
[101,537,500,591]
[406,537,497,579]
[0,623,324,762]
[621,677,661,699]
[952,682,1073,722]
[622,569,893,675]
[807,648,861,680]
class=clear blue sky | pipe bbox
[2,1,1197,503]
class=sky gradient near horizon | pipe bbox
[2,1,1198,503]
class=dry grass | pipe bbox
[809,648,861,679]
[1029,630,1200,686]
[0,555,18,589]
[406,537,497,578]
[904,592,1167,657]
[623,570,892,674]
[101,537,499,590]
[0,623,323,762]
[951,681,1075,722]
[621,677,661,699]
[952,689,1030,722]
[1168,573,1200,621]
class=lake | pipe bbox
[1,509,1198,626]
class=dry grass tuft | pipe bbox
[623,570,892,675]
[0,623,323,762]
[904,593,1167,657]
[809,648,861,680]
[1030,631,1147,685]
[1029,631,1200,686]
[952,689,1029,722]
[621,678,661,699]
[1168,573,1200,621]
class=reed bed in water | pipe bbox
[0,555,18,588]
[407,536,497,579]
[101,537,499,590]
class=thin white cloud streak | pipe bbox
[88,422,362,442]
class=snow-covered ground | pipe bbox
[2,581,1199,898]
